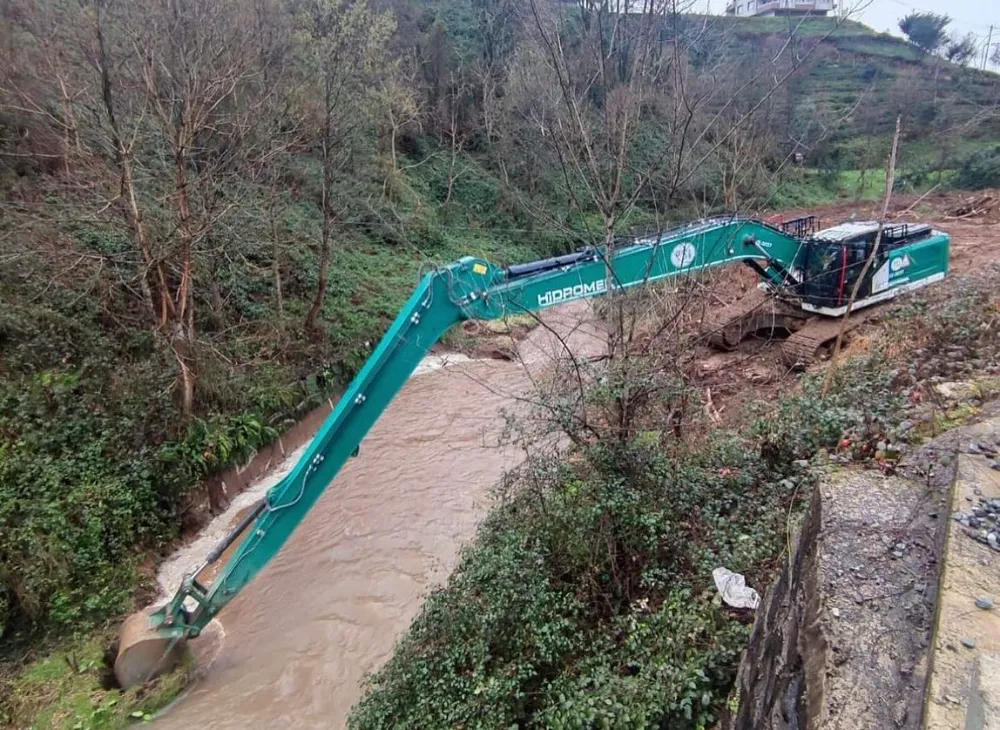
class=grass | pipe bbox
[4,628,192,730]
[725,15,875,37]
[770,166,955,209]
[833,37,920,61]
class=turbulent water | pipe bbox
[152,304,604,730]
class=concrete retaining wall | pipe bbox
[179,400,336,530]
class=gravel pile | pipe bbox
[953,440,1000,551]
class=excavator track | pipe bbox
[779,306,884,369]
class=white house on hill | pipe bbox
[725,0,834,17]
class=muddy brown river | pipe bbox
[152,304,603,730]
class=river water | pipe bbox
[152,303,604,730]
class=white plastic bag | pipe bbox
[712,567,761,610]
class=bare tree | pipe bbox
[443,71,472,206]
[298,0,395,331]
[127,0,265,415]
[0,0,87,174]
[376,63,421,193]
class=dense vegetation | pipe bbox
[1,0,1000,723]
[346,272,1000,729]
[346,351,903,729]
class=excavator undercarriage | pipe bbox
[701,289,878,369]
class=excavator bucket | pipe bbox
[114,607,186,688]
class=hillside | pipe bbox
[3,0,1000,726]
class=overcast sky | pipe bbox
[700,0,1000,66]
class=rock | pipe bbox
[780,479,794,490]
[915,583,927,593]
[991,462,1000,471]
[893,550,904,558]
[941,453,954,466]
[792,459,810,469]
[970,517,982,529]
[893,700,907,726]
[961,637,977,649]
[899,419,915,432]
[936,381,980,401]
[895,542,907,552]
[877,441,887,452]
[975,596,994,610]
[832,607,841,618]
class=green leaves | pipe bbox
[158,413,278,479]
[348,415,808,729]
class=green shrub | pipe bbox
[349,431,805,729]
[751,355,902,466]
[954,146,1000,190]
[0,370,167,631]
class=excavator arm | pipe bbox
[114,217,805,687]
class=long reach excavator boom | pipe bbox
[114,215,950,687]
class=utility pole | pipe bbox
[984,25,994,71]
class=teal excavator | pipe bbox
[114,215,950,687]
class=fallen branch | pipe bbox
[704,387,723,424]
[892,183,939,219]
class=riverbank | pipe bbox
[2,310,557,730]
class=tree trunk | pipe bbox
[445,147,458,206]
[95,2,167,327]
[173,145,197,418]
[306,98,333,331]
[57,75,78,174]
[270,200,285,327]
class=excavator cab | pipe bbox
[800,236,870,309]
[797,222,942,315]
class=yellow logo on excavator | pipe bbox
[473,263,488,275]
